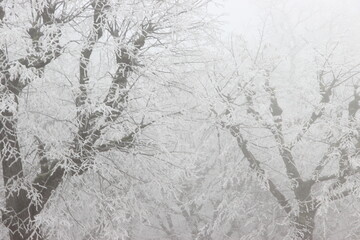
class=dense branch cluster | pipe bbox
[1,1,360,240]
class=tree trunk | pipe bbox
[293,210,316,240]
[0,119,40,240]
[0,112,44,240]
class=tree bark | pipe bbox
[293,211,316,240]
[0,112,43,240]
[291,197,318,240]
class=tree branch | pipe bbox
[75,0,107,108]
[97,121,153,152]
[327,186,358,202]
[263,76,303,189]
[104,21,154,111]
[290,70,339,148]
[229,125,292,215]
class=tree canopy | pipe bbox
[1,0,360,240]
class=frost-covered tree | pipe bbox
[0,0,212,239]
[204,3,360,238]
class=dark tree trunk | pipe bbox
[0,113,43,240]
[293,203,317,240]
